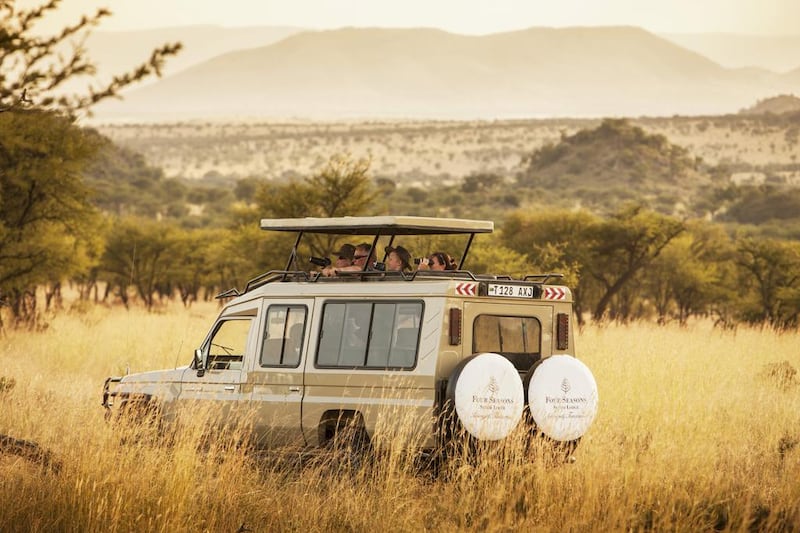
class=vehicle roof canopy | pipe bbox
[213,215,562,299]
[260,216,494,236]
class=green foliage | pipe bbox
[83,134,177,217]
[0,0,182,326]
[255,153,376,258]
[500,205,687,323]
[501,209,597,320]
[0,110,102,324]
[518,118,707,216]
[735,238,800,329]
[257,154,375,219]
[723,185,800,225]
[644,223,736,325]
[99,217,180,309]
[461,172,503,193]
[586,205,685,321]
[466,240,530,279]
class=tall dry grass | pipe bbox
[1,302,799,532]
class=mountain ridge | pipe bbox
[93,26,799,120]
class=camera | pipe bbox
[414,257,429,265]
[372,261,386,271]
[309,256,331,267]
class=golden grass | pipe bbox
[1,303,799,532]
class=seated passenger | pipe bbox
[323,242,374,276]
[321,243,355,276]
[417,251,457,271]
[384,245,413,272]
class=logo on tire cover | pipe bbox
[472,376,514,405]
[560,378,571,394]
[488,376,499,395]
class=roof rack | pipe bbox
[523,273,564,284]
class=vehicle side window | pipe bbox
[260,305,307,367]
[317,301,422,369]
[207,318,253,370]
[473,315,541,371]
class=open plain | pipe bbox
[1,302,798,531]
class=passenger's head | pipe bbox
[429,251,456,271]
[385,245,412,272]
[353,243,373,268]
[333,243,355,268]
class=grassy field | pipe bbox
[1,302,799,532]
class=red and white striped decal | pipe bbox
[542,286,567,300]
[455,282,478,296]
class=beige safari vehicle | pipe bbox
[102,216,598,452]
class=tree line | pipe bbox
[2,132,799,330]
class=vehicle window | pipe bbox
[260,305,307,367]
[473,315,541,371]
[207,318,253,370]
[317,301,422,369]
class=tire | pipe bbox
[524,355,599,443]
[319,412,372,470]
[443,353,525,442]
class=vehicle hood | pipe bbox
[120,366,190,384]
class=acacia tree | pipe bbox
[736,238,800,329]
[254,153,376,259]
[0,1,180,325]
[99,217,182,310]
[501,210,597,323]
[644,222,735,326]
[0,110,102,326]
[587,205,685,321]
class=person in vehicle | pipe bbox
[322,242,374,276]
[417,251,457,271]
[333,243,355,268]
[384,245,413,272]
[352,243,375,269]
[321,243,356,276]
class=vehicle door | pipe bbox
[248,299,313,448]
[177,303,260,427]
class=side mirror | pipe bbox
[194,348,205,377]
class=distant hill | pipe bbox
[64,25,303,94]
[516,118,712,214]
[740,94,800,115]
[661,33,800,73]
[93,26,800,120]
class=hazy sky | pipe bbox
[18,0,800,36]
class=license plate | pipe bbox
[487,284,535,298]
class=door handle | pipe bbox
[224,386,236,392]
[288,386,301,392]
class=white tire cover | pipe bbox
[528,355,599,442]
[452,353,525,441]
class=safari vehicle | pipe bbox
[102,216,598,452]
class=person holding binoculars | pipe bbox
[318,243,356,276]
[416,251,456,271]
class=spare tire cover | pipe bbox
[527,355,599,442]
[447,353,525,441]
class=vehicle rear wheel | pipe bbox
[440,353,525,453]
